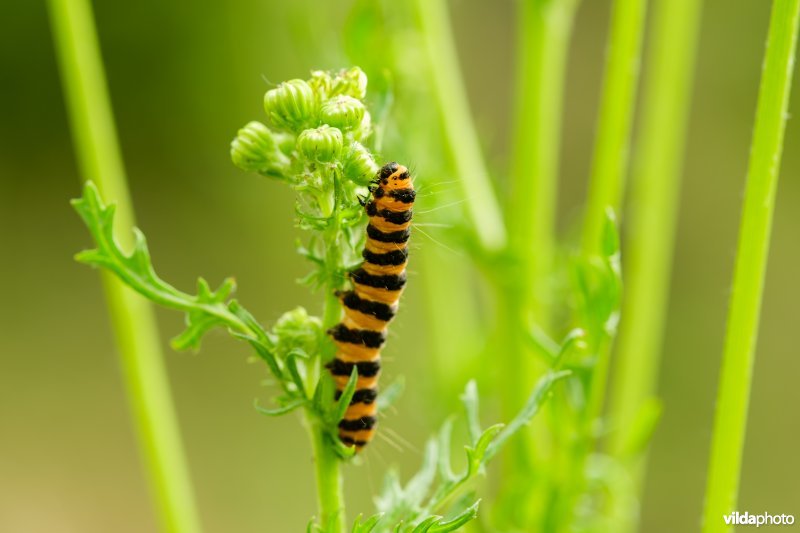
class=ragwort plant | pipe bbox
[72,67,570,532]
[57,0,799,530]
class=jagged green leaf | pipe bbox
[72,182,266,351]
[410,516,441,532]
[465,424,504,477]
[427,501,480,533]
[365,374,564,533]
[525,322,560,360]
[460,381,481,445]
[313,370,336,415]
[352,513,384,533]
[254,396,307,416]
[485,370,572,461]
[553,329,589,369]
[285,351,309,397]
[331,368,359,423]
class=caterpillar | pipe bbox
[327,162,415,451]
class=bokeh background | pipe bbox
[1,0,798,531]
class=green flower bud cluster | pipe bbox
[259,68,371,141]
[231,66,382,287]
[272,307,322,361]
[231,67,376,188]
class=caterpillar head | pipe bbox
[373,162,412,191]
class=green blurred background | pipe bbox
[1,0,798,531]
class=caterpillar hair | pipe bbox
[327,162,415,451]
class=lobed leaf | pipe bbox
[72,182,267,350]
[485,370,572,461]
[427,501,480,533]
[254,397,307,417]
[352,513,384,533]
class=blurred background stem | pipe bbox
[608,0,703,493]
[414,0,507,253]
[702,0,800,530]
[495,0,580,527]
[509,0,579,326]
[47,0,202,531]
[580,0,648,441]
[582,0,648,254]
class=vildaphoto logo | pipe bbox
[723,512,795,527]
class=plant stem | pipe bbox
[582,0,649,253]
[608,0,703,461]
[47,0,201,531]
[509,0,579,323]
[306,175,346,532]
[702,0,800,530]
[494,1,580,527]
[305,411,345,532]
[414,0,507,252]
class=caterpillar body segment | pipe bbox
[327,162,414,451]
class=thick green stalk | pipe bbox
[608,0,703,461]
[47,0,201,531]
[702,0,800,530]
[496,1,579,526]
[308,187,346,533]
[305,410,344,532]
[414,0,507,252]
[509,0,579,322]
[582,0,649,253]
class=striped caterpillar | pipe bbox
[327,162,415,451]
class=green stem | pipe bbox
[307,172,346,532]
[414,0,507,252]
[306,411,345,532]
[47,0,201,531]
[702,0,800,530]
[495,2,580,528]
[309,294,345,532]
[608,0,703,461]
[582,0,649,253]
[509,0,579,322]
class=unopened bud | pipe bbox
[264,79,316,132]
[343,142,379,185]
[320,95,366,132]
[297,125,343,162]
[329,67,368,100]
[230,121,288,174]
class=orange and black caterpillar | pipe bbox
[327,162,415,451]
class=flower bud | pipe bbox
[320,95,366,132]
[297,125,343,162]
[308,70,332,99]
[263,79,316,132]
[329,67,368,100]
[343,142,379,185]
[230,121,283,173]
[273,307,321,357]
